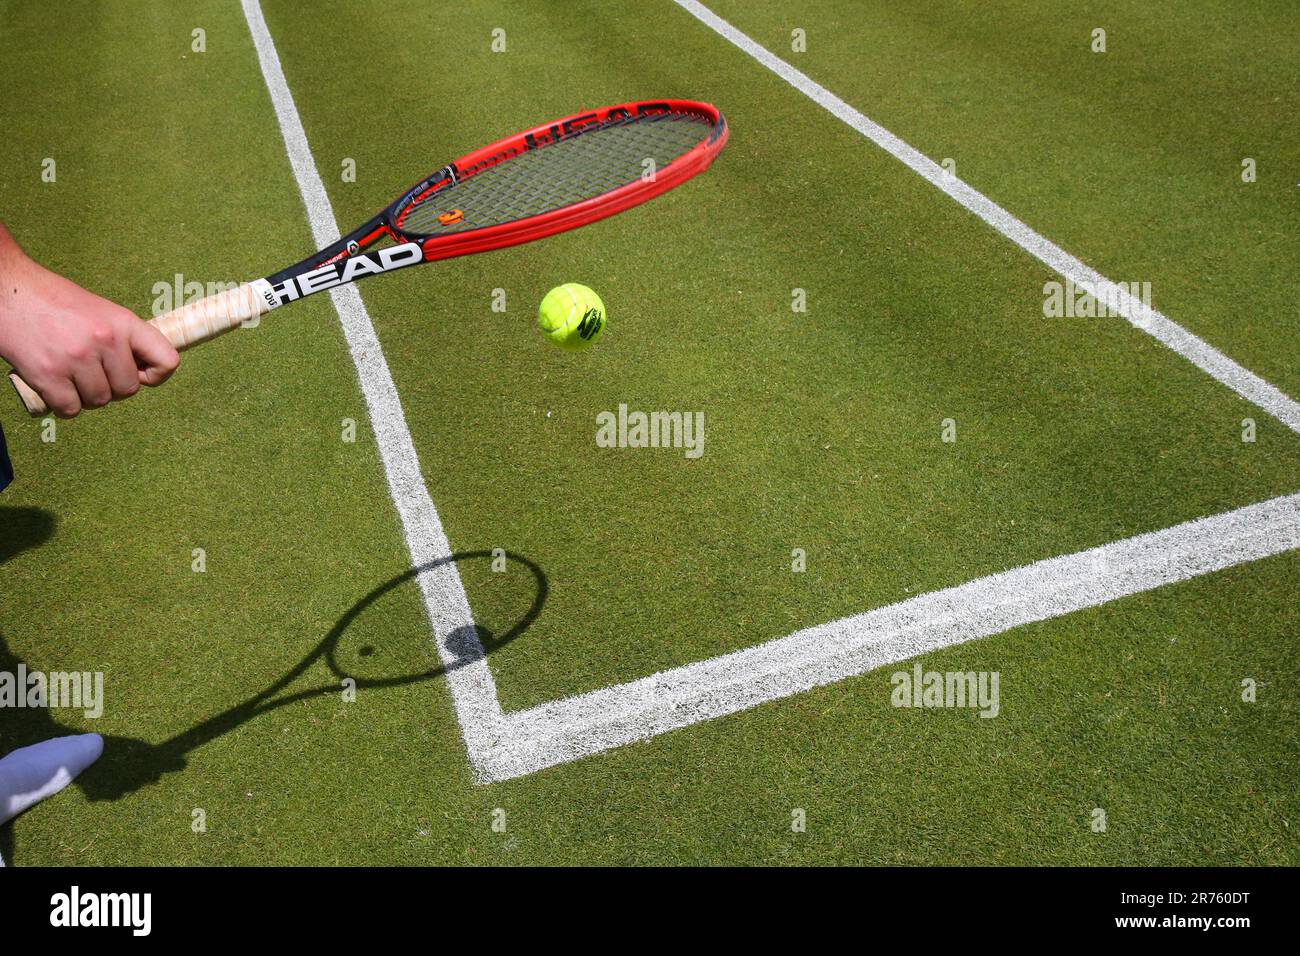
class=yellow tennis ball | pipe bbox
[538,283,606,350]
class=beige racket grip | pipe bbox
[9,279,275,416]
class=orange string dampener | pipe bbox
[437,209,463,225]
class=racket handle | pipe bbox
[9,374,44,416]
[8,280,274,416]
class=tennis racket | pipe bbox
[9,99,728,415]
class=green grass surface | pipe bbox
[0,0,1296,865]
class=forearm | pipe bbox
[0,221,25,266]
[0,223,38,364]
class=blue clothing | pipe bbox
[0,420,12,492]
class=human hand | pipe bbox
[0,228,179,418]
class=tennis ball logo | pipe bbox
[577,307,602,340]
[538,283,606,350]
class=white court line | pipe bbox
[673,0,1300,435]
[242,0,1300,785]
[481,491,1300,781]
[240,0,504,767]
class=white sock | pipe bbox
[0,733,104,827]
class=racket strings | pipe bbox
[397,112,711,236]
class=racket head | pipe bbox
[386,99,727,262]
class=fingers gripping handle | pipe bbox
[8,280,275,416]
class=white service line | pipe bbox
[240,0,505,768]
[673,0,1300,434]
[480,491,1300,781]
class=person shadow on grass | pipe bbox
[1,510,545,864]
[0,506,125,866]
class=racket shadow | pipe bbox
[0,548,547,862]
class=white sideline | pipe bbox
[481,491,1300,781]
[673,0,1300,435]
[240,0,505,764]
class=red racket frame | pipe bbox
[267,99,726,286]
[401,99,728,262]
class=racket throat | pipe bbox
[262,241,426,306]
